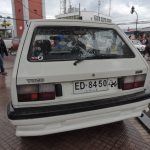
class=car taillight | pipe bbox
[39,84,55,100]
[122,74,146,90]
[17,84,55,102]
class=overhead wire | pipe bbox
[0,0,43,22]
[0,16,27,22]
[1,1,150,27]
[114,18,150,23]
[115,19,150,24]
[117,21,150,25]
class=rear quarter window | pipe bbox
[28,26,135,62]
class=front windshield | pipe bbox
[28,26,134,61]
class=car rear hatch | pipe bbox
[15,58,147,107]
[13,23,148,107]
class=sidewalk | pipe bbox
[4,55,15,70]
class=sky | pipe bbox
[0,0,150,29]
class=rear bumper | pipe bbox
[7,90,150,136]
[8,90,150,120]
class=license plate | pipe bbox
[73,79,108,94]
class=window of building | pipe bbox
[101,17,106,22]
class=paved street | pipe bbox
[0,56,150,150]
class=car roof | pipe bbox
[28,19,115,26]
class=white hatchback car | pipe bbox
[132,39,145,55]
[8,19,150,137]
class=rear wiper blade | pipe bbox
[73,58,85,66]
[73,53,121,66]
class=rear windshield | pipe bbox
[28,26,135,61]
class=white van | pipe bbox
[8,19,150,137]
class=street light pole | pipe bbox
[131,6,138,32]
[134,10,138,32]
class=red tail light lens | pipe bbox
[39,92,55,100]
[39,84,55,100]
[134,81,144,88]
[31,93,38,101]
[17,84,55,102]
[123,76,134,90]
[134,74,145,88]
[122,74,146,90]
[123,83,134,90]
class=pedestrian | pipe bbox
[140,33,146,45]
[144,35,150,59]
[128,35,131,40]
[0,35,8,75]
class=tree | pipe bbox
[0,19,11,28]
[0,19,11,37]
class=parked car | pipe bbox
[3,38,13,50]
[131,39,145,56]
[7,19,150,137]
[12,37,20,50]
[8,37,20,55]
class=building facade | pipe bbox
[11,0,45,37]
[56,11,112,23]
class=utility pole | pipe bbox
[64,0,66,14]
[109,0,111,16]
[60,0,67,14]
[79,3,81,19]
[68,0,71,8]
[98,0,101,18]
